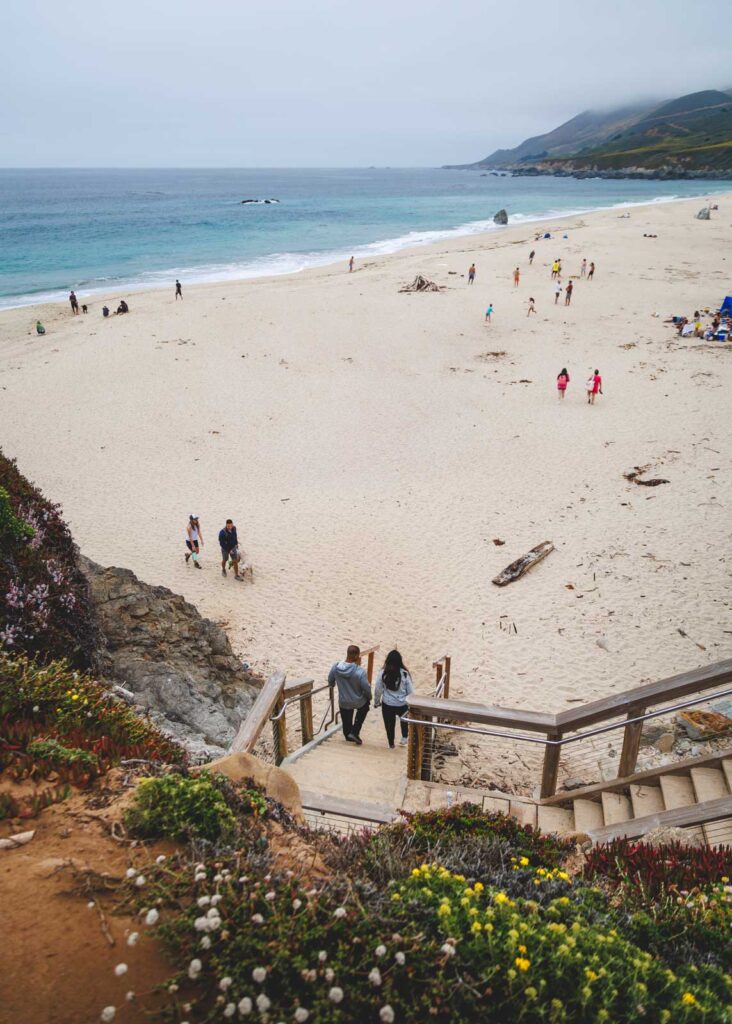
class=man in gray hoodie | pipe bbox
[328,645,372,744]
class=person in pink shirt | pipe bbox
[556,368,570,400]
[587,369,603,404]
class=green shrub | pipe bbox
[0,487,35,543]
[26,738,100,772]
[124,772,236,844]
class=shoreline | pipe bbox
[2,186,729,315]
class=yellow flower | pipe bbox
[484,923,494,933]
[468,908,478,917]
[525,987,537,1000]
[514,957,530,972]
[519,856,530,867]
[585,969,598,982]
[506,969,517,981]
[518,944,527,954]
[473,882,484,893]
[71,694,79,700]
[681,993,697,1007]
[411,868,421,878]
[494,893,510,905]
[460,898,470,908]
[391,893,401,902]
[471,921,482,933]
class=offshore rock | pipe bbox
[493,208,509,225]
[79,557,261,753]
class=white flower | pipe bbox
[32,704,40,712]
[318,950,327,963]
[125,992,135,1003]
[252,966,267,983]
[126,932,139,947]
[101,1008,116,1023]
[197,896,211,908]
[208,915,222,931]
[188,959,202,980]
[265,891,276,902]
[238,996,252,1015]
[135,875,146,888]
[375,944,387,958]
[87,901,95,909]
[213,874,223,883]
[380,1006,395,1023]
[194,873,206,883]
[369,967,382,987]
[441,943,455,957]
[328,987,344,1004]
[239,876,249,884]
[219,978,233,992]
[211,894,223,906]
[223,1003,236,1018]
[200,936,212,949]
[292,898,302,910]
[206,907,220,920]
[256,994,271,1013]
[195,863,205,871]
[333,907,346,919]
[251,914,264,925]
[144,909,159,926]
[294,1009,310,1023]
[168,984,179,994]
[194,917,210,932]
[114,963,128,977]
[395,952,406,966]
[125,868,137,879]
[324,968,334,983]
[155,855,166,864]
[301,969,317,982]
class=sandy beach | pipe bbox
[1,195,731,724]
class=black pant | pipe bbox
[340,702,369,739]
[381,703,408,745]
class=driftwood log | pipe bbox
[624,465,669,487]
[399,275,442,293]
[492,541,554,587]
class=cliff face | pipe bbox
[80,557,262,756]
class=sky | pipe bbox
[1,0,729,168]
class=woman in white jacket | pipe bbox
[374,649,414,749]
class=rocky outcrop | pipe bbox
[493,208,508,225]
[194,752,303,821]
[80,557,261,757]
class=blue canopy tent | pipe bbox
[721,296,732,315]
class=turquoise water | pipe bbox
[1,168,729,309]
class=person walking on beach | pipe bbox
[485,303,493,322]
[69,291,79,315]
[554,281,562,305]
[374,649,414,748]
[551,261,559,279]
[219,519,243,580]
[513,267,520,288]
[529,249,535,265]
[185,515,203,568]
[328,645,372,744]
[586,369,603,404]
[527,297,536,316]
[580,258,587,278]
[557,368,570,400]
[588,261,595,281]
[468,263,476,285]
[175,280,182,300]
[564,280,574,306]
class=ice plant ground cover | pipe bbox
[112,802,732,1023]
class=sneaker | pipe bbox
[388,743,395,749]
[400,737,408,746]
[345,735,356,743]
[194,561,202,569]
[221,568,227,577]
[185,553,191,563]
[349,734,363,746]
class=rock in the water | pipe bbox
[493,208,508,225]
[80,557,261,751]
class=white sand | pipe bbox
[1,196,731,722]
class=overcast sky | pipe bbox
[2,0,729,167]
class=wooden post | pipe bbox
[618,707,645,779]
[407,710,423,780]
[300,692,314,745]
[271,692,288,765]
[366,650,375,684]
[444,657,451,700]
[434,662,442,693]
[540,732,562,799]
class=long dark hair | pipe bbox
[382,649,408,691]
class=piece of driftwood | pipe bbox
[492,541,554,587]
[399,275,442,293]
[624,465,669,487]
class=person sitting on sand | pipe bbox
[185,515,203,568]
[102,305,110,318]
[468,263,476,284]
[564,280,573,306]
[116,300,129,315]
[587,369,602,405]
[527,297,536,316]
[513,267,520,287]
[485,303,493,322]
[374,649,414,749]
[328,645,372,745]
[219,519,243,580]
[36,320,45,335]
[557,368,569,399]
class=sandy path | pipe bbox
[1,196,730,717]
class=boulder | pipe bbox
[80,557,262,753]
[195,752,303,821]
[676,709,732,741]
[637,825,705,849]
[493,208,509,225]
[696,207,711,220]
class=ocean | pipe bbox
[1,168,729,310]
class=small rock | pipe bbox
[653,732,675,753]
[0,830,35,850]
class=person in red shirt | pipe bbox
[588,369,603,405]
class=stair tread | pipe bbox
[572,799,605,832]
[510,800,537,829]
[691,767,728,803]
[601,791,632,824]
[660,774,697,809]
[537,805,575,835]
[630,785,665,817]
[723,760,732,792]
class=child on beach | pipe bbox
[485,303,493,322]
[586,369,602,404]
[557,368,569,399]
[513,267,520,287]
[527,297,536,316]
[185,515,203,568]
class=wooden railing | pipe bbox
[405,658,732,798]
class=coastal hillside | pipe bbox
[451,88,732,177]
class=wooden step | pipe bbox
[660,773,696,809]
[537,805,575,835]
[572,799,604,832]
[630,785,665,818]
[509,800,537,829]
[702,816,732,847]
[721,759,732,793]
[601,791,632,825]
[691,767,728,803]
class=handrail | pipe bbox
[230,671,287,754]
